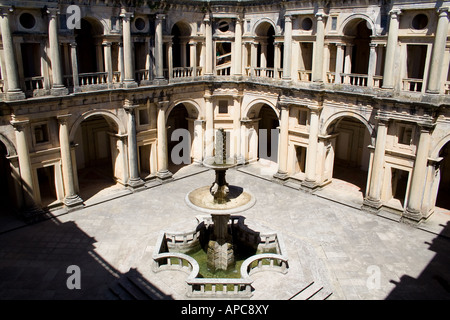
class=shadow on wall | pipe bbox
[0,214,172,300]
[386,221,450,300]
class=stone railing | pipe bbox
[298,70,312,82]
[79,72,108,86]
[402,78,423,92]
[24,76,45,92]
[445,81,450,95]
[135,69,150,82]
[241,253,289,277]
[187,276,253,298]
[173,67,193,78]
[341,73,368,87]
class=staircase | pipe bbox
[288,281,333,300]
[109,268,172,300]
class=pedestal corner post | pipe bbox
[156,99,173,182]
[403,122,435,224]
[124,102,146,191]
[273,101,290,182]
[57,114,83,209]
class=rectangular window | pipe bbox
[34,124,49,144]
[138,109,149,125]
[298,109,308,126]
[398,125,412,145]
[218,100,228,114]
[331,17,337,30]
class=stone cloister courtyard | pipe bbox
[0,164,449,300]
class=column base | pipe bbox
[362,197,382,213]
[51,85,69,96]
[6,90,26,101]
[236,155,245,166]
[301,179,319,190]
[425,89,440,94]
[64,194,84,209]
[156,169,173,182]
[128,177,146,191]
[273,170,289,182]
[402,208,423,224]
[123,80,138,88]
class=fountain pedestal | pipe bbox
[207,213,234,271]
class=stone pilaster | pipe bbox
[273,102,290,181]
[156,100,173,181]
[124,102,145,190]
[382,9,401,89]
[302,106,321,189]
[121,10,137,87]
[47,8,68,96]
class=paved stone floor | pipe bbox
[0,164,449,300]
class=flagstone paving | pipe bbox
[0,165,449,300]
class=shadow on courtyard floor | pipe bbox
[0,214,172,300]
[386,220,450,300]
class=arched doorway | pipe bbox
[166,103,198,174]
[254,22,276,76]
[325,116,372,204]
[342,18,373,85]
[171,22,191,74]
[436,141,450,211]
[73,115,119,201]
[244,103,279,176]
[75,18,104,74]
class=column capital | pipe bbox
[156,13,166,21]
[277,101,290,110]
[102,41,113,47]
[120,10,134,21]
[46,7,60,18]
[315,12,327,21]
[437,6,449,17]
[158,100,170,109]
[284,14,293,23]
[0,6,14,16]
[417,121,436,132]
[57,114,72,124]
[11,119,29,131]
[389,9,402,19]
[69,41,77,48]
[375,115,390,125]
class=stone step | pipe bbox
[289,281,332,300]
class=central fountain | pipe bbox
[153,128,289,298]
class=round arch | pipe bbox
[79,16,105,35]
[69,110,126,142]
[321,111,375,144]
[340,14,376,36]
[430,133,450,158]
[170,20,192,36]
[253,18,277,37]
[0,133,17,157]
[243,98,280,120]
[166,99,201,122]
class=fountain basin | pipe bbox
[152,216,289,298]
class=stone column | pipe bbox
[282,15,293,80]
[234,17,243,76]
[382,9,401,89]
[103,41,113,86]
[11,120,34,207]
[367,43,378,87]
[205,14,213,76]
[205,93,214,158]
[189,41,197,77]
[124,103,145,190]
[344,44,353,76]
[70,42,79,90]
[312,13,325,82]
[426,7,449,93]
[156,100,173,180]
[57,115,83,208]
[121,10,137,87]
[274,103,289,181]
[154,15,164,80]
[250,41,258,76]
[118,42,125,83]
[302,107,320,189]
[47,8,68,95]
[404,124,434,222]
[363,117,389,210]
[167,39,173,80]
[0,7,25,100]
[274,42,281,79]
[233,95,243,163]
[334,43,344,84]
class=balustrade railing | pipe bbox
[445,81,450,94]
[24,76,45,93]
[402,78,423,92]
[298,70,312,82]
[173,67,193,78]
[342,73,368,87]
[79,72,108,86]
[135,69,150,82]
